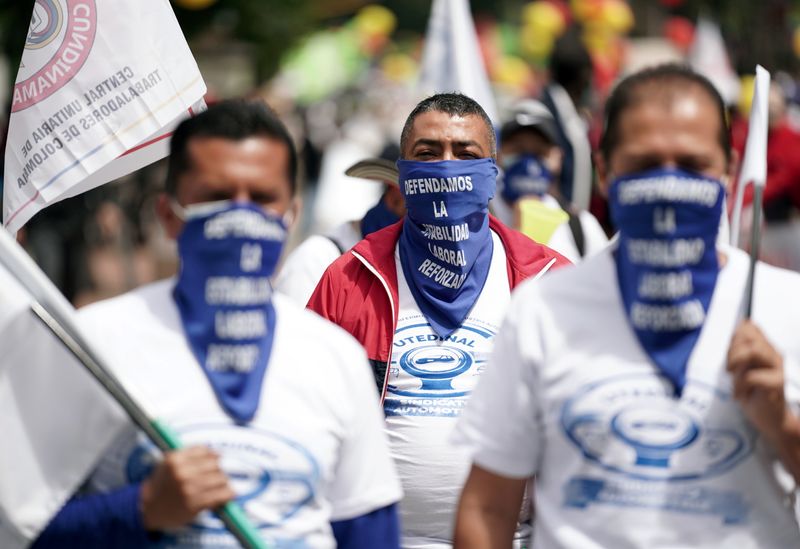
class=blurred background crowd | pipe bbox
[0,0,798,305]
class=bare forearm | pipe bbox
[454,465,527,549]
[763,408,800,485]
[454,501,518,549]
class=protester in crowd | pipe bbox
[453,64,800,549]
[276,157,403,305]
[308,92,570,548]
[33,100,402,548]
[494,98,608,262]
[541,28,595,212]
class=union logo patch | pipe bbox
[13,0,97,112]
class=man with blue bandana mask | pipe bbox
[495,99,609,263]
[33,100,402,549]
[309,93,570,548]
[453,64,800,549]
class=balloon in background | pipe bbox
[354,4,397,56]
[520,0,568,61]
[173,0,218,9]
[601,0,634,33]
[524,1,568,36]
[521,23,557,59]
[380,52,417,83]
[570,0,604,21]
[354,4,397,37]
[793,27,800,59]
[493,55,535,90]
[663,16,695,51]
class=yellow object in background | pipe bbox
[738,75,756,117]
[173,0,218,10]
[517,198,570,245]
[355,5,397,38]
[523,1,568,37]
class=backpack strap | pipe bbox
[554,194,586,258]
[324,235,347,255]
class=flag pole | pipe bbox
[743,184,763,318]
[0,228,267,549]
[28,303,267,549]
[737,65,770,318]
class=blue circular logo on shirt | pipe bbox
[387,322,494,399]
[560,374,755,481]
[125,423,319,542]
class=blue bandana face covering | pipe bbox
[361,194,400,237]
[173,201,287,423]
[609,167,725,396]
[500,153,553,204]
[397,158,498,338]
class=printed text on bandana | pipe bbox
[609,167,725,395]
[622,177,720,332]
[174,203,285,423]
[397,158,497,338]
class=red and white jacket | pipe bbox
[307,216,571,400]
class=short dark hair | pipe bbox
[600,64,731,165]
[549,27,593,99]
[165,99,298,196]
[400,93,496,158]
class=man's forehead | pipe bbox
[626,83,722,126]
[408,111,490,143]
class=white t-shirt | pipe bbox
[386,231,527,548]
[546,209,609,263]
[78,281,402,548]
[454,245,800,549]
[275,221,361,306]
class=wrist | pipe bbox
[139,477,158,532]
[762,406,800,450]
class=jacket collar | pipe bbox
[351,214,558,293]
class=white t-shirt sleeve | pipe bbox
[274,237,341,306]
[546,222,580,263]
[452,290,545,479]
[578,210,610,258]
[327,343,403,521]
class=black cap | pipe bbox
[500,99,559,145]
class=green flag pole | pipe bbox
[29,302,268,549]
[0,226,267,549]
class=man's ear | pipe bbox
[384,184,406,217]
[156,193,183,240]
[594,151,610,198]
[284,196,302,230]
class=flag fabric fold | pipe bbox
[418,0,498,125]
[731,65,770,248]
[4,0,207,233]
[0,227,127,548]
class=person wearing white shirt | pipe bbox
[453,64,800,549]
[276,158,404,306]
[494,99,608,263]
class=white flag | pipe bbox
[4,0,207,233]
[0,227,126,548]
[688,18,741,106]
[730,65,770,248]
[418,0,499,125]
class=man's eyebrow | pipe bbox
[452,140,484,151]
[412,138,443,148]
[412,138,485,150]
